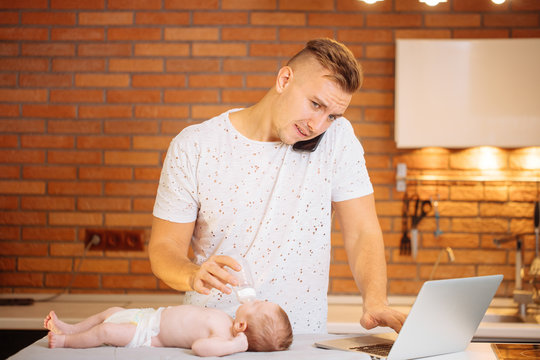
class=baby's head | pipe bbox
[234,300,293,352]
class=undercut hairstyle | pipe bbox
[245,305,293,352]
[287,38,363,93]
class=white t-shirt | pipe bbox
[153,109,373,334]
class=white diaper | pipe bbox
[104,307,165,348]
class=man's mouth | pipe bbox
[295,124,309,137]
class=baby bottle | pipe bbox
[228,257,256,304]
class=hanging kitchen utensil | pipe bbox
[410,195,432,260]
[399,193,411,255]
[529,200,540,276]
[433,194,443,238]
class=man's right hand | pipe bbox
[191,255,241,295]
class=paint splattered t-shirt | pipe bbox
[153,109,373,334]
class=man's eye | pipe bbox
[329,115,336,121]
[311,101,320,109]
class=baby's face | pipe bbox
[236,300,279,321]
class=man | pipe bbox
[149,38,405,334]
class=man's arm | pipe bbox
[191,333,248,357]
[333,194,406,333]
[148,216,240,294]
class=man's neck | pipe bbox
[229,92,278,142]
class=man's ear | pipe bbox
[233,320,247,333]
[276,66,293,94]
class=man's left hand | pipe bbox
[360,305,407,333]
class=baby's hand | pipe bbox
[235,332,248,351]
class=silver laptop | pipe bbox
[316,275,503,360]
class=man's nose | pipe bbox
[307,113,327,133]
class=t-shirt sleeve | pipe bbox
[152,132,200,223]
[331,120,374,202]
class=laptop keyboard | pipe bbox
[349,343,393,357]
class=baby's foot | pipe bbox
[48,331,66,348]
[44,311,71,334]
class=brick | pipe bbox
[131,259,152,274]
[48,120,101,134]
[0,89,47,103]
[50,90,104,103]
[133,136,173,150]
[21,43,75,57]
[193,12,248,25]
[481,202,532,218]
[279,28,335,41]
[166,59,220,72]
[23,165,77,180]
[222,90,266,104]
[103,275,156,289]
[48,181,102,196]
[0,211,47,225]
[78,197,131,211]
[223,0,276,10]
[189,75,243,88]
[0,135,17,147]
[485,14,539,27]
[394,29,451,39]
[450,148,507,170]
[46,273,100,288]
[134,168,161,180]
[79,105,132,119]
[249,43,305,58]
[452,218,508,234]
[22,12,76,25]
[135,105,189,119]
[509,185,537,202]
[192,43,247,57]
[77,136,130,150]
[132,74,185,88]
[0,273,43,287]
[49,212,103,226]
[0,150,45,164]
[0,12,18,25]
[279,0,333,11]
[107,90,161,103]
[0,74,17,87]
[75,74,129,87]
[74,258,128,273]
[330,278,357,294]
[105,213,153,227]
[453,29,509,39]
[20,74,72,89]
[51,28,105,41]
[352,123,391,138]
[104,151,160,166]
[1,58,49,73]
[21,196,75,211]
[191,105,233,120]
[161,120,198,134]
[51,0,104,9]
[79,167,132,180]
[362,76,394,90]
[367,14,422,27]
[329,263,353,277]
[0,196,17,210]
[339,29,393,43]
[0,28,48,41]
[349,91,393,106]
[135,12,189,25]
[425,14,482,28]
[22,227,76,241]
[78,43,132,57]
[133,197,155,210]
[164,90,219,103]
[0,258,16,271]
[79,12,133,25]
[104,120,158,134]
[48,151,102,165]
[109,58,163,72]
[0,226,20,240]
[246,75,274,88]
[107,28,161,41]
[52,58,106,72]
[165,0,219,10]
[308,13,363,27]
[509,148,540,170]
[512,0,540,10]
[163,28,219,41]
[251,11,305,26]
[134,43,190,56]
[23,105,77,119]
[223,59,278,73]
[0,241,48,261]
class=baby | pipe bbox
[44,300,293,357]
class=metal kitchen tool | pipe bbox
[410,195,432,259]
[400,194,411,255]
[529,200,540,276]
[433,195,443,238]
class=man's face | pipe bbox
[273,62,352,145]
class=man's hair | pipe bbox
[287,38,363,93]
[244,305,293,352]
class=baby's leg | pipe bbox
[49,322,136,349]
[44,307,124,335]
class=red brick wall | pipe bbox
[1,0,539,296]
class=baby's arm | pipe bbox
[191,332,248,357]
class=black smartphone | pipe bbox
[292,132,325,152]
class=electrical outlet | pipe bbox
[85,229,144,251]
